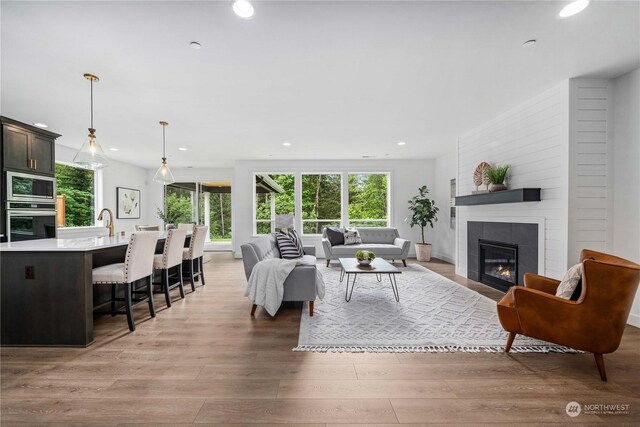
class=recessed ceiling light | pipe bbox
[559,0,590,18]
[109,148,119,152]
[397,141,406,146]
[232,0,254,19]
[190,41,201,49]
[282,142,291,146]
[33,122,48,128]
[522,39,537,48]
[178,147,187,151]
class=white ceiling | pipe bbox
[1,1,639,169]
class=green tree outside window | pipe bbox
[55,163,94,227]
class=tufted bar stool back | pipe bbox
[182,226,209,291]
[92,231,159,332]
[123,231,159,283]
[152,229,188,306]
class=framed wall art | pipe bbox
[116,187,140,219]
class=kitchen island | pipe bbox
[0,233,186,347]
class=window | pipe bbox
[253,171,391,235]
[203,188,232,242]
[348,173,389,227]
[255,173,295,234]
[55,163,94,227]
[301,174,341,234]
[163,183,196,226]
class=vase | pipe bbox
[415,243,432,262]
[489,183,507,192]
[358,259,372,266]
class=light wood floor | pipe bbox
[2,254,639,425]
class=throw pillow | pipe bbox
[275,231,304,259]
[556,263,583,299]
[289,229,305,255]
[343,228,362,245]
[325,227,345,246]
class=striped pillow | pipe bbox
[276,231,304,259]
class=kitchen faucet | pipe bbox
[97,208,115,237]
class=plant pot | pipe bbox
[358,259,372,266]
[415,243,432,262]
[489,183,507,192]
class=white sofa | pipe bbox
[322,227,411,267]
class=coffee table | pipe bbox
[339,257,402,302]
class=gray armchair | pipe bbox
[241,233,318,316]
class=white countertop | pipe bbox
[0,232,170,252]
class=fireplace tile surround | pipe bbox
[467,221,538,289]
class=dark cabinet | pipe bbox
[1,117,60,176]
[1,117,60,242]
[30,134,55,175]
[2,125,30,172]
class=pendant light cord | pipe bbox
[162,125,166,158]
[90,78,94,130]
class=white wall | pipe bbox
[612,68,640,327]
[568,78,614,265]
[233,159,435,258]
[56,145,152,233]
[432,150,457,263]
[456,81,570,280]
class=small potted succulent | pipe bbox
[356,250,376,266]
[486,164,510,192]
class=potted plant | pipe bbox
[356,250,376,266]
[406,185,439,262]
[486,164,510,192]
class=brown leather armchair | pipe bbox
[497,249,640,381]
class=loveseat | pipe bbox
[241,233,318,316]
[322,227,411,267]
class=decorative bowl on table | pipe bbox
[356,250,376,266]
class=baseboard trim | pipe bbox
[628,312,640,328]
[432,252,455,265]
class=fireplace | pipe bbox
[479,240,518,292]
[467,221,538,292]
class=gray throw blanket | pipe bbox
[245,257,325,316]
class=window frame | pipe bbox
[54,161,99,227]
[346,172,391,228]
[300,172,343,235]
[253,172,296,235]
[252,170,393,236]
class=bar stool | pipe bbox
[183,225,209,292]
[153,228,187,307]
[92,231,159,332]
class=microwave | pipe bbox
[6,171,56,203]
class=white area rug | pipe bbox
[295,264,575,353]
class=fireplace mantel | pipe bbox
[455,188,541,206]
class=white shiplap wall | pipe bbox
[568,79,613,265]
[456,81,570,280]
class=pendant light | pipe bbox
[74,73,109,169]
[153,121,175,185]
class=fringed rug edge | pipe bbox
[292,345,581,353]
